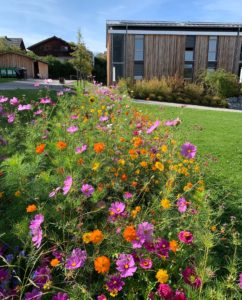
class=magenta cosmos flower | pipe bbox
[177,197,187,213]
[81,184,94,197]
[52,292,69,300]
[157,283,173,299]
[239,274,242,289]
[116,254,137,278]
[137,222,154,243]
[97,295,107,300]
[139,258,152,269]
[164,118,181,126]
[63,176,72,195]
[178,231,193,244]
[0,96,8,103]
[146,120,161,134]
[7,113,15,124]
[67,126,78,133]
[29,214,44,248]
[65,248,87,269]
[24,289,42,300]
[106,274,125,295]
[173,290,188,300]
[155,238,170,258]
[40,97,52,104]
[33,266,52,288]
[182,267,202,288]
[180,142,197,159]
[123,192,133,199]
[99,116,109,122]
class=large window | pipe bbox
[184,36,195,80]
[112,34,125,81]
[134,35,144,80]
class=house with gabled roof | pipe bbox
[28,36,72,61]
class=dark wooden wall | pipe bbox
[217,36,237,72]
[107,34,112,85]
[194,36,209,77]
[144,35,185,79]
[125,35,134,78]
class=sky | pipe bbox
[0,0,242,54]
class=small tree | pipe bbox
[70,30,93,83]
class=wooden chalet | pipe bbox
[28,36,72,61]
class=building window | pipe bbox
[208,36,217,62]
[134,35,144,79]
[184,64,193,80]
[112,34,125,81]
[207,62,217,72]
[184,36,195,80]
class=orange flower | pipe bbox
[123,225,137,242]
[133,137,143,148]
[94,256,110,273]
[131,181,138,187]
[50,258,60,267]
[14,191,21,197]
[36,144,46,154]
[94,143,105,153]
[56,141,67,150]
[77,158,84,165]
[121,174,127,181]
[26,204,37,213]
[169,240,178,252]
[90,229,104,244]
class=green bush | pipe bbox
[201,69,240,98]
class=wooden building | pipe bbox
[0,52,48,78]
[0,36,26,51]
[28,36,72,61]
[106,21,242,85]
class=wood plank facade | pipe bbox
[106,21,242,85]
[0,52,48,78]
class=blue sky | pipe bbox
[0,0,242,54]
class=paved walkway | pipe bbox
[0,79,75,90]
[133,99,242,113]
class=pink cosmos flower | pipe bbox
[157,283,173,299]
[0,96,8,103]
[75,144,87,154]
[67,126,78,133]
[180,142,197,159]
[49,187,61,198]
[34,109,43,115]
[177,197,187,213]
[18,104,32,111]
[40,97,52,104]
[146,120,160,134]
[10,97,19,106]
[178,231,193,244]
[29,214,44,248]
[164,117,181,126]
[123,192,133,199]
[24,289,42,300]
[99,116,109,122]
[81,184,94,197]
[182,267,202,288]
[136,222,154,243]
[109,202,126,216]
[139,258,152,269]
[7,113,15,123]
[116,253,137,278]
[34,82,40,87]
[63,176,72,195]
[65,248,87,269]
[70,114,79,119]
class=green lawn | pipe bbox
[135,103,242,195]
[0,89,58,101]
[0,78,17,83]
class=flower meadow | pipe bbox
[0,84,241,300]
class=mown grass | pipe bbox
[0,78,17,83]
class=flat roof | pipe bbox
[107,20,242,28]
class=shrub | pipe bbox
[184,83,204,100]
[200,69,240,98]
